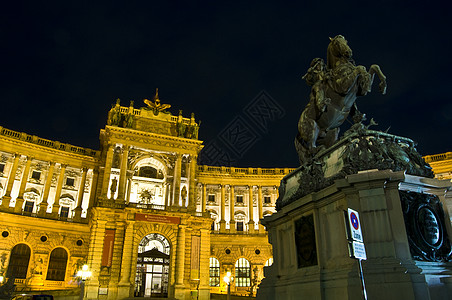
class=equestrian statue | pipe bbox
[295,35,387,164]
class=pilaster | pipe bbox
[51,164,67,217]
[117,144,129,201]
[74,167,88,222]
[258,185,264,233]
[188,154,197,211]
[2,153,20,210]
[248,185,255,233]
[173,154,182,206]
[39,161,55,217]
[14,156,33,213]
[219,184,226,232]
[229,185,236,233]
[201,183,207,213]
[101,144,115,199]
[85,218,107,299]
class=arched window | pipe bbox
[6,244,31,279]
[209,257,220,287]
[265,258,273,266]
[46,248,68,281]
[235,258,250,287]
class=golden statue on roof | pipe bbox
[144,88,172,115]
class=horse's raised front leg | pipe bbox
[369,64,387,94]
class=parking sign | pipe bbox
[348,208,363,242]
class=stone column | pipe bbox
[101,144,115,199]
[73,167,88,222]
[175,224,186,286]
[125,173,133,204]
[165,183,171,207]
[258,185,264,232]
[188,154,197,211]
[51,164,67,217]
[172,154,182,206]
[15,156,33,213]
[219,184,226,232]
[201,183,207,213]
[117,145,129,201]
[39,161,55,217]
[230,185,236,233]
[2,153,20,209]
[248,185,255,233]
[88,167,99,208]
[117,220,135,298]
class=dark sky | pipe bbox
[1,1,451,168]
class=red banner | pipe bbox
[101,229,115,267]
[135,213,180,224]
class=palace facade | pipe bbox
[0,97,293,299]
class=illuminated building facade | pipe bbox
[0,97,292,299]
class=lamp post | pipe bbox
[77,264,92,300]
[223,271,233,300]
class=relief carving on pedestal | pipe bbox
[399,190,452,262]
[294,214,318,268]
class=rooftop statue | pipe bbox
[295,35,387,164]
[144,88,172,115]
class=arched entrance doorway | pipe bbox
[135,233,170,297]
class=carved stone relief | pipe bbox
[399,190,452,262]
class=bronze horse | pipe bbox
[295,35,387,164]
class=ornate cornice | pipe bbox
[105,126,204,154]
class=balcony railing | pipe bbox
[197,165,295,176]
[424,152,452,163]
[127,203,165,210]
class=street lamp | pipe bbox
[223,271,234,300]
[77,265,92,300]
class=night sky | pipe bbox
[1,1,451,168]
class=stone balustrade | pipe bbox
[0,126,99,157]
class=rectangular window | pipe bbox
[60,206,69,218]
[208,194,215,202]
[31,171,41,180]
[236,222,244,232]
[264,196,271,204]
[236,195,243,203]
[66,177,75,187]
[0,163,4,173]
[24,201,34,213]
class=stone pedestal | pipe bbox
[258,131,452,300]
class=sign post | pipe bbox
[344,208,367,300]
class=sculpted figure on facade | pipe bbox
[110,177,118,197]
[295,35,387,164]
[176,110,186,137]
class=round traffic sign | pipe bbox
[350,212,359,230]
